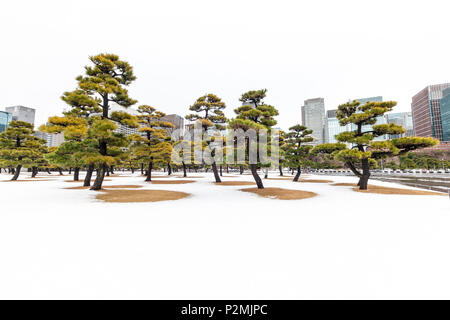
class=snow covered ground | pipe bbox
[0,171,448,299]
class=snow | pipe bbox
[0,171,449,299]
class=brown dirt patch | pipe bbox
[148,180,195,185]
[298,179,334,183]
[177,176,205,179]
[214,181,255,186]
[1,179,54,182]
[65,184,143,190]
[332,183,356,187]
[354,185,444,196]
[240,187,317,200]
[96,189,190,203]
[65,179,111,183]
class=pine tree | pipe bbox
[284,125,314,181]
[312,100,438,190]
[229,89,279,189]
[61,53,138,190]
[0,121,47,180]
[132,105,175,181]
[186,94,227,183]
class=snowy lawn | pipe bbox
[0,172,448,299]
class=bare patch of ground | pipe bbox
[332,183,357,187]
[65,179,111,183]
[96,189,190,203]
[354,185,444,196]
[298,179,334,183]
[148,180,195,185]
[240,187,317,200]
[65,185,143,190]
[1,179,54,182]
[214,181,255,186]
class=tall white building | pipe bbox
[301,98,327,145]
[5,106,36,125]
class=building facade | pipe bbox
[411,83,450,141]
[440,87,450,142]
[34,131,65,148]
[327,109,351,144]
[5,106,36,125]
[301,98,327,145]
[0,110,13,133]
[160,114,184,140]
[353,96,388,141]
[385,112,414,138]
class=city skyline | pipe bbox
[1,1,449,130]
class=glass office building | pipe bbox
[301,98,327,145]
[411,83,450,141]
[386,112,414,138]
[0,111,12,133]
[327,109,351,144]
[440,88,450,142]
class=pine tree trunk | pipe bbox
[90,163,106,190]
[293,166,301,182]
[359,159,371,190]
[31,167,38,178]
[106,166,110,176]
[110,165,114,174]
[83,164,94,187]
[69,168,72,174]
[58,168,63,175]
[46,168,51,174]
[264,168,268,179]
[145,161,153,182]
[240,165,244,175]
[212,162,221,183]
[74,167,80,181]
[140,163,144,175]
[131,167,134,174]
[11,164,22,181]
[279,166,283,176]
[182,162,187,177]
[250,164,264,189]
[220,165,223,176]
[167,163,172,175]
[226,165,229,174]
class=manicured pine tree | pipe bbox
[64,53,138,190]
[186,94,227,183]
[229,89,279,189]
[312,100,438,190]
[133,105,174,181]
[284,125,314,181]
[0,121,47,180]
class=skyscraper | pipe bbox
[5,105,36,125]
[440,87,450,142]
[301,98,327,145]
[0,110,12,133]
[326,109,351,144]
[411,83,450,141]
[385,112,414,138]
[353,96,388,141]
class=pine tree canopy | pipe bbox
[0,121,47,168]
[186,94,227,130]
[284,125,314,168]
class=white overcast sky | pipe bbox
[1,0,449,129]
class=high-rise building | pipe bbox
[385,112,414,138]
[440,87,450,142]
[0,110,13,133]
[353,96,388,141]
[160,114,184,140]
[411,83,450,141]
[326,109,351,144]
[34,131,65,148]
[5,106,36,125]
[301,98,327,145]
